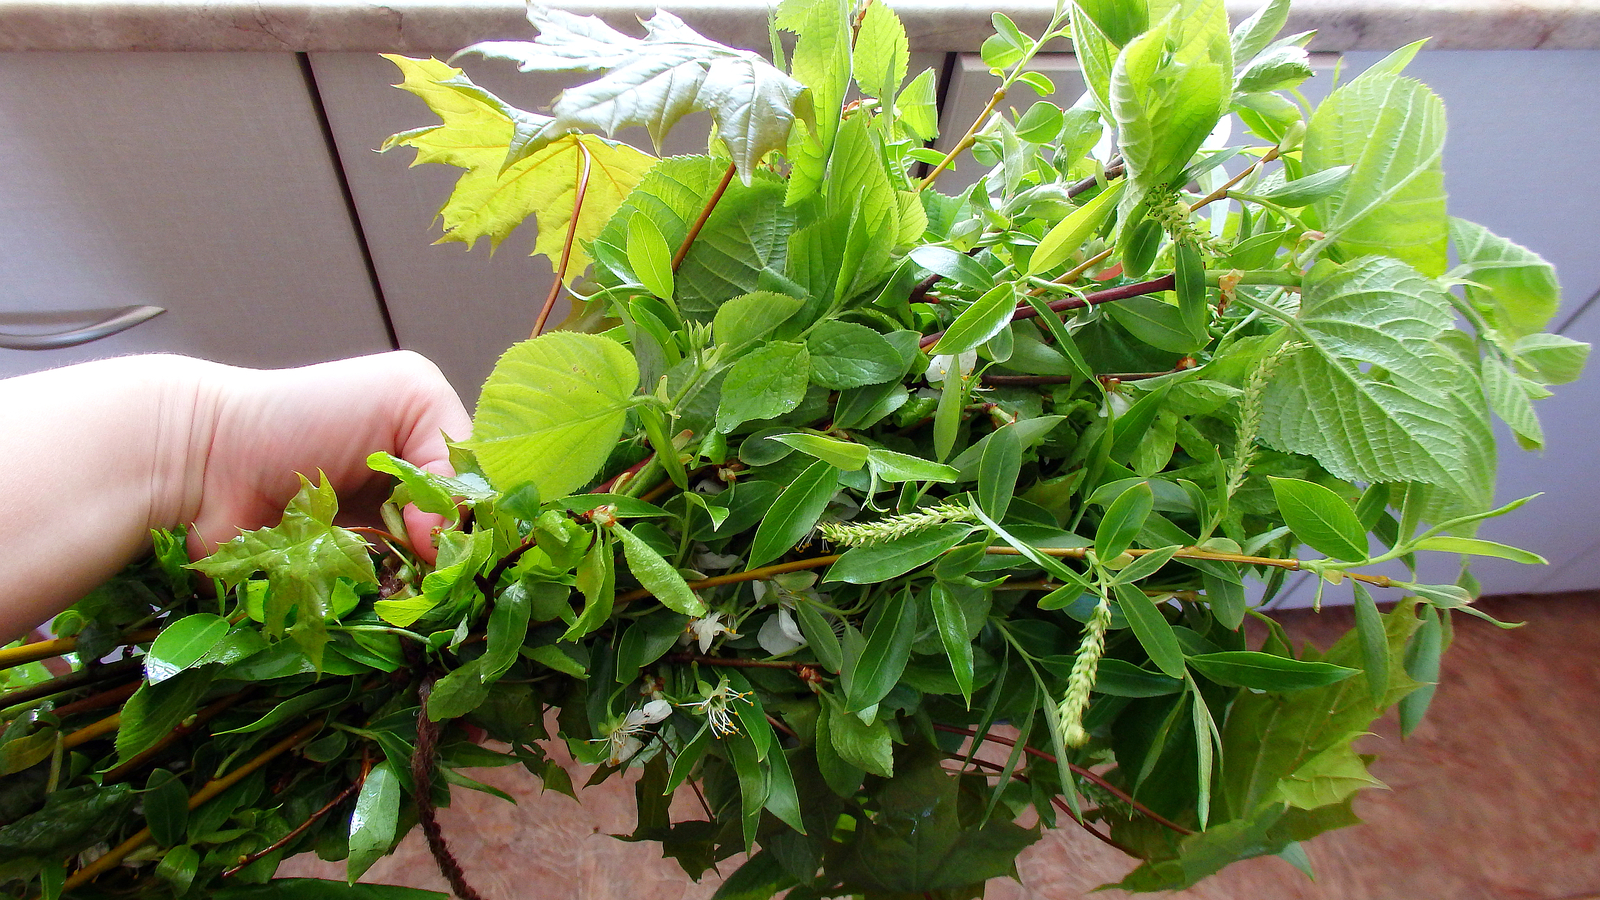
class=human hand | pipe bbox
[173,351,471,565]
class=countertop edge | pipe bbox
[1,0,1598,52]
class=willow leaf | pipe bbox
[1449,217,1562,339]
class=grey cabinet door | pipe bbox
[0,52,393,379]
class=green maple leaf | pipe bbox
[190,477,376,645]
[458,7,806,181]
[382,55,657,283]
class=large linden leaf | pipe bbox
[1258,257,1495,518]
[382,55,656,284]
[459,7,805,181]
[1305,73,1448,277]
[464,332,639,498]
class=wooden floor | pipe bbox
[285,592,1600,899]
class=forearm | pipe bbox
[0,355,215,641]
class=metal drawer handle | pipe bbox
[0,305,166,350]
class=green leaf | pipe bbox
[143,769,188,848]
[1248,165,1351,207]
[1015,100,1065,143]
[1113,582,1185,679]
[930,584,975,706]
[1513,332,1589,385]
[465,332,639,498]
[771,433,868,470]
[846,589,918,712]
[1351,583,1388,706]
[1231,0,1293,63]
[1235,44,1314,93]
[1110,0,1232,207]
[347,761,401,882]
[909,246,994,290]
[615,523,708,616]
[1107,294,1206,354]
[481,578,532,682]
[713,291,804,349]
[1258,257,1495,519]
[1112,544,1182,585]
[749,460,839,567]
[1450,217,1561,339]
[781,0,851,202]
[712,851,797,900]
[1398,605,1443,736]
[867,448,960,484]
[191,477,376,642]
[1268,476,1368,562]
[366,452,459,522]
[1027,180,1126,276]
[826,524,972,584]
[155,845,199,894]
[1221,599,1424,817]
[717,341,811,433]
[116,669,214,763]
[930,282,1019,356]
[851,0,907,103]
[0,783,136,857]
[1188,651,1360,690]
[977,423,1023,520]
[627,212,675,300]
[1412,535,1545,565]
[144,613,228,684]
[462,9,804,180]
[824,695,893,777]
[1305,74,1447,276]
[382,57,657,281]
[1096,481,1153,559]
[567,528,616,640]
[898,67,940,141]
[1090,658,1182,697]
[219,685,347,735]
[806,321,903,389]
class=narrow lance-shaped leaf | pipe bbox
[1268,476,1369,562]
[615,523,708,617]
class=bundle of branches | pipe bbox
[0,0,1587,896]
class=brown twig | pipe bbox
[221,774,366,878]
[921,274,1176,350]
[932,723,1193,836]
[673,162,738,271]
[56,719,324,895]
[907,272,944,304]
[958,755,1133,853]
[1065,161,1126,200]
[42,680,138,720]
[664,654,816,671]
[414,673,485,900]
[1190,145,1282,213]
[533,138,595,339]
[615,555,841,604]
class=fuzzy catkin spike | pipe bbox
[816,500,976,546]
[1057,594,1113,748]
[1225,336,1303,501]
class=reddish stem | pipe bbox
[533,138,595,339]
[920,274,1176,350]
[673,162,738,272]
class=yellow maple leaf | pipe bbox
[382,55,658,284]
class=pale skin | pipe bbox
[0,352,472,643]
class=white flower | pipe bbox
[926,350,978,385]
[598,698,673,766]
[754,572,818,657]
[1099,389,1133,419]
[758,607,807,656]
[683,678,754,737]
[684,611,737,654]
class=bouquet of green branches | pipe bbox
[0,0,1588,896]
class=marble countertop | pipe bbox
[1,0,1597,52]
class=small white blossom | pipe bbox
[684,611,737,654]
[598,698,673,766]
[926,350,978,385]
[757,607,807,656]
[683,678,754,737]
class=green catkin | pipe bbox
[1224,336,1304,501]
[1057,593,1114,748]
[816,500,977,546]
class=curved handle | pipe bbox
[0,305,166,350]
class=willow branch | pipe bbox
[1,657,142,713]
[533,138,594,339]
[664,653,817,671]
[0,631,156,672]
[958,755,1133,853]
[1190,145,1282,213]
[103,691,251,782]
[56,719,324,895]
[917,87,1006,191]
[674,162,738,271]
[616,555,841,604]
[921,273,1175,350]
[222,775,365,878]
[1065,160,1125,200]
[984,545,1396,588]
